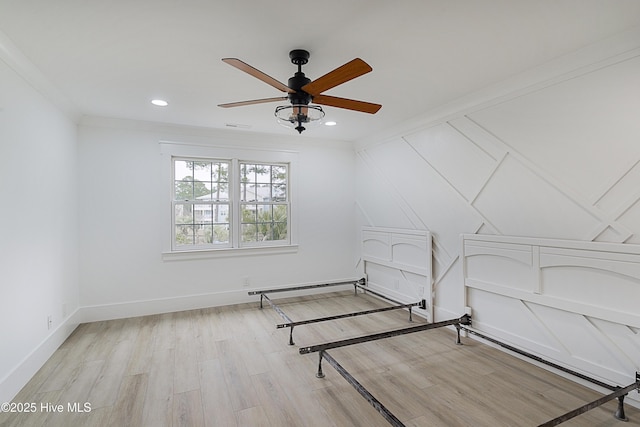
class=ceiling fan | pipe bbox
[218,49,382,134]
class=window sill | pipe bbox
[162,244,299,261]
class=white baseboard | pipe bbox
[0,309,81,403]
[79,278,359,323]
[79,288,257,323]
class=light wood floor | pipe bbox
[2,291,639,427]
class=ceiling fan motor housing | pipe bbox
[288,49,312,105]
[288,73,311,104]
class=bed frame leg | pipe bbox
[355,277,366,296]
[408,306,413,322]
[259,294,264,309]
[455,324,463,345]
[288,326,295,346]
[316,351,326,378]
[614,393,629,421]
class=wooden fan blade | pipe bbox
[313,94,381,114]
[222,58,295,93]
[218,96,288,108]
[302,58,372,96]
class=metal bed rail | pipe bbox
[300,315,471,355]
[319,350,405,427]
[462,327,640,425]
[539,377,639,426]
[250,278,427,345]
[248,278,364,303]
[299,315,472,427]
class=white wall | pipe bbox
[355,29,640,320]
[0,58,79,401]
[77,118,359,320]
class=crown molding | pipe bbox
[355,25,640,151]
[0,28,79,121]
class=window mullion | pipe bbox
[231,158,241,248]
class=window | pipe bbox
[240,163,288,244]
[171,157,290,251]
[173,159,230,248]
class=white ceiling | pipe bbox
[1,0,640,141]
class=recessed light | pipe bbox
[325,121,337,126]
[151,99,168,107]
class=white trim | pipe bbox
[160,140,299,256]
[0,28,79,121]
[78,277,356,323]
[462,233,640,254]
[0,309,81,403]
[162,244,298,261]
[466,278,640,329]
[355,25,640,150]
[79,289,256,323]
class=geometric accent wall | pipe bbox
[356,52,640,318]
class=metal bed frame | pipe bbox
[248,278,427,345]
[298,315,640,427]
[300,314,472,427]
[462,327,640,427]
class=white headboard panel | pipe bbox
[362,227,432,321]
[462,234,640,393]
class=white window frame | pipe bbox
[236,161,290,248]
[172,156,233,250]
[160,141,298,260]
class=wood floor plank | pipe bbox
[216,339,261,412]
[173,389,204,427]
[9,348,69,403]
[36,329,99,393]
[126,315,157,375]
[261,352,338,423]
[236,405,272,427]
[199,358,238,427]
[107,374,148,427]
[192,308,220,363]
[249,372,307,426]
[74,406,113,427]
[82,319,125,362]
[152,312,176,352]
[1,389,62,427]
[312,382,387,427]
[174,311,201,394]
[88,338,134,408]
[117,316,142,343]
[140,348,175,427]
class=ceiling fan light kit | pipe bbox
[275,104,325,134]
[219,49,381,134]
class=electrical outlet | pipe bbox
[47,315,53,330]
[393,279,400,290]
[242,276,250,287]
